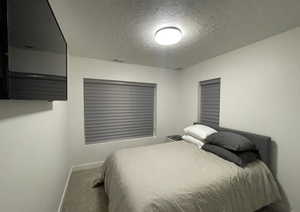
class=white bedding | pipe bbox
[182,135,204,148]
[98,141,281,212]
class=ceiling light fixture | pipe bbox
[154,27,182,46]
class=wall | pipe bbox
[0,101,70,212]
[179,27,300,212]
[68,56,181,165]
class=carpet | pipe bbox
[62,167,108,212]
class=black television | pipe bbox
[0,0,67,101]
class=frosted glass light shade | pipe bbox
[155,27,182,45]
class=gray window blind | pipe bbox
[84,79,156,144]
[200,78,221,128]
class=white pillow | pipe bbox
[182,135,204,148]
[184,124,217,140]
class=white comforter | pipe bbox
[99,141,281,212]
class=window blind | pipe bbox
[84,79,156,144]
[199,78,221,128]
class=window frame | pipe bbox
[198,78,221,128]
[83,78,157,144]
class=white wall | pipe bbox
[179,27,300,212]
[0,101,70,212]
[68,56,181,165]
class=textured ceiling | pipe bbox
[50,0,300,70]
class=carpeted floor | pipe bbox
[62,167,108,212]
[62,168,282,212]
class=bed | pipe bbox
[97,128,281,212]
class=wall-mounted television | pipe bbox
[0,0,67,101]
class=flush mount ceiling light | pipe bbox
[154,27,182,46]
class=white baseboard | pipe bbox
[57,160,104,212]
[57,166,73,212]
[72,161,104,172]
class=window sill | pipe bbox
[85,135,157,145]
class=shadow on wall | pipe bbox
[270,140,291,212]
[0,100,53,120]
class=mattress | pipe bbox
[98,141,281,212]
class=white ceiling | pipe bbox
[50,0,300,70]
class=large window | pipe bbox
[199,78,221,128]
[84,79,156,144]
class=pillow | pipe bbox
[205,131,256,152]
[184,124,217,140]
[182,135,204,148]
[202,144,258,167]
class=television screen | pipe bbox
[1,0,67,100]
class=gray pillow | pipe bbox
[202,144,258,167]
[205,131,256,152]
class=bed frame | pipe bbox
[193,123,272,170]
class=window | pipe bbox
[199,78,221,128]
[84,79,156,144]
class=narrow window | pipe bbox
[199,78,221,128]
[84,79,156,144]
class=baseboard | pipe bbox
[57,166,73,212]
[72,161,104,172]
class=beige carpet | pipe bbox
[62,168,282,212]
[62,167,108,212]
